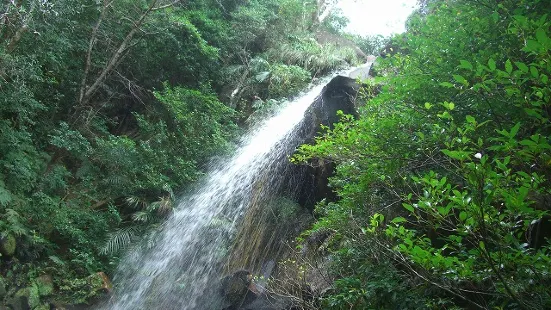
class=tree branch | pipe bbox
[79,0,112,105]
[79,0,159,107]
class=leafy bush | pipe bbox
[293,0,551,308]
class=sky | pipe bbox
[336,0,419,36]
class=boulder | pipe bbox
[35,274,54,297]
[0,234,16,257]
[302,75,359,139]
[220,270,257,309]
[6,288,30,310]
[87,272,112,294]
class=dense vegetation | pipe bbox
[294,0,551,308]
[0,0,366,307]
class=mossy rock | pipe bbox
[35,275,54,297]
[0,234,16,257]
[6,288,30,310]
[87,272,112,293]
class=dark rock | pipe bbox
[292,75,360,209]
[221,270,258,309]
[302,75,359,138]
[528,216,551,249]
[6,288,30,310]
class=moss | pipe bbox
[0,234,16,257]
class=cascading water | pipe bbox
[98,74,339,310]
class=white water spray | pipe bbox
[100,74,342,310]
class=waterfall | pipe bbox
[98,73,345,310]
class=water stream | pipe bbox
[99,73,346,309]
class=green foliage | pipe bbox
[2,0,352,305]
[270,39,362,76]
[294,0,551,308]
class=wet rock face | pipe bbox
[223,75,362,309]
[293,75,360,209]
[302,75,360,141]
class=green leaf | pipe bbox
[438,206,450,216]
[535,28,548,45]
[515,62,529,73]
[530,66,539,78]
[525,40,541,52]
[453,75,468,86]
[442,149,470,160]
[402,203,414,213]
[439,82,454,88]
[49,255,66,266]
[466,115,475,124]
[510,122,521,138]
[447,102,455,110]
[425,102,433,109]
[459,211,467,221]
[505,59,512,74]
[391,217,407,224]
[459,60,473,71]
[488,58,496,71]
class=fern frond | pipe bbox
[100,226,138,255]
[0,182,12,206]
[131,210,152,223]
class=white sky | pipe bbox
[337,0,419,36]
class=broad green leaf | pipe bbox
[442,149,470,160]
[459,60,473,71]
[488,58,496,71]
[505,59,512,74]
[438,206,450,216]
[515,61,529,73]
[403,203,414,213]
[535,28,548,45]
[391,217,407,224]
[510,122,521,138]
[459,211,467,221]
[439,82,454,88]
[530,66,539,78]
[525,40,541,52]
[453,74,468,86]
[479,241,486,250]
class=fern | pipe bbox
[0,181,12,206]
[3,208,29,237]
[100,227,138,255]
[131,210,152,223]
